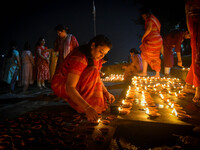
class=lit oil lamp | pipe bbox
[121,99,132,108]
[172,108,178,117]
[118,107,130,115]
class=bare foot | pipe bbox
[183,84,195,94]
[153,74,160,78]
[137,73,147,77]
[152,72,160,78]
[193,87,200,103]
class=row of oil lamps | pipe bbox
[102,74,124,82]
[117,76,192,120]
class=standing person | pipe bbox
[162,30,190,77]
[122,48,143,81]
[21,42,35,92]
[2,41,21,93]
[35,37,50,89]
[54,24,79,70]
[184,0,200,101]
[51,35,115,122]
[138,9,163,78]
[184,0,200,134]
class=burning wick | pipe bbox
[175,92,178,97]
[97,118,101,123]
[145,108,149,114]
[122,99,125,105]
[172,108,178,116]
[118,107,122,111]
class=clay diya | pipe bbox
[86,126,95,133]
[75,134,87,142]
[95,135,105,144]
[102,120,110,125]
[106,115,117,120]
[100,127,109,134]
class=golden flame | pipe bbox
[172,108,178,116]
[97,118,101,123]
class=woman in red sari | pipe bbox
[184,0,200,102]
[35,38,50,89]
[139,9,163,78]
[51,35,115,121]
[184,0,200,134]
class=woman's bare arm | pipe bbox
[66,73,99,121]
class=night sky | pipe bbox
[0,0,186,64]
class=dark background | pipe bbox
[0,0,187,64]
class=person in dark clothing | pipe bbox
[162,30,190,76]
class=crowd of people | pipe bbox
[1,24,79,93]
[0,1,199,125]
[122,1,200,104]
[122,9,191,80]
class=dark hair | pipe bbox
[130,48,140,54]
[79,35,112,66]
[35,37,45,47]
[55,24,70,33]
[6,40,17,58]
[24,42,31,50]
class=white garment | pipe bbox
[164,67,171,74]
[63,34,72,59]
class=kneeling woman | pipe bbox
[51,35,115,121]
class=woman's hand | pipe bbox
[85,106,99,122]
[104,92,115,104]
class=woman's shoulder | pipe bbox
[134,54,142,59]
[71,34,77,39]
[71,49,87,61]
[13,49,19,56]
[25,50,32,55]
[65,48,87,64]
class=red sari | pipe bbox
[51,49,107,114]
[185,0,200,87]
[140,14,163,72]
[36,46,50,81]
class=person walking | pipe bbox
[138,8,163,78]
